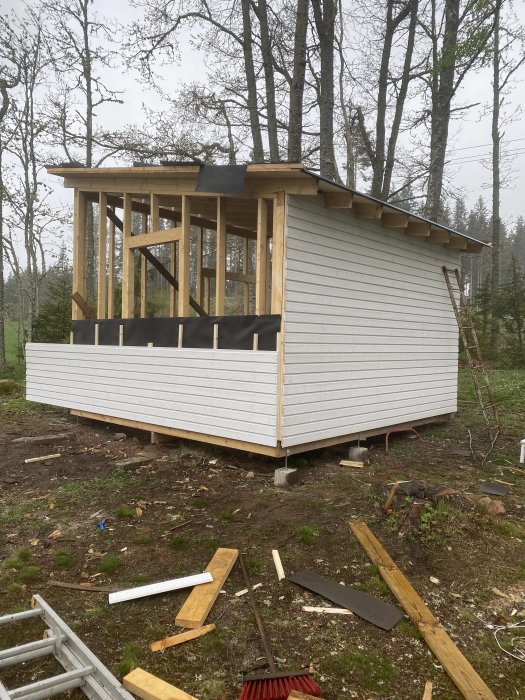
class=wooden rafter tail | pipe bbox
[349,520,498,700]
[106,208,207,318]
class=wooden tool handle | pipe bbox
[239,554,277,673]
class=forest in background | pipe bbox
[1,0,525,372]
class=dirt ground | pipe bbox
[1,395,524,700]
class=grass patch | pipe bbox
[3,548,32,571]
[114,506,138,518]
[488,519,525,539]
[98,554,123,575]
[244,558,262,573]
[53,550,75,568]
[321,650,398,692]
[129,574,150,585]
[169,535,188,551]
[219,508,236,522]
[117,642,142,676]
[132,535,152,545]
[191,498,208,509]
[18,566,41,583]
[296,525,320,546]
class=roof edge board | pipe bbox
[306,169,489,248]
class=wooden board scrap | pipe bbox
[149,624,215,652]
[272,549,285,580]
[422,680,433,700]
[175,548,238,628]
[349,520,497,700]
[123,668,197,700]
[24,453,61,464]
[288,692,326,700]
[288,570,403,630]
[339,459,364,468]
[48,580,117,593]
[302,606,352,616]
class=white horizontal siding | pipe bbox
[281,196,461,447]
[26,344,278,447]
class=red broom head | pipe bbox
[239,673,321,700]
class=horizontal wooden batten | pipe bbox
[323,192,354,208]
[126,227,182,249]
[202,267,255,284]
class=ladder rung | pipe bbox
[10,666,93,700]
[0,609,42,626]
[0,636,59,665]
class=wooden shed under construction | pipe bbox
[26,163,486,456]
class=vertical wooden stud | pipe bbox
[147,341,153,348]
[169,242,177,316]
[213,323,219,349]
[256,198,268,315]
[196,227,204,306]
[253,333,259,351]
[150,193,160,232]
[178,324,183,349]
[178,195,191,317]
[121,193,135,318]
[107,208,115,319]
[72,190,87,320]
[271,192,285,315]
[70,331,74,345]
[94,323,99,346]
[216,197,227,316]
[97,192,107,319]
[119,324,124,346]
[204,276,210,314]
[140,212,148,318]
[242,238,249,314]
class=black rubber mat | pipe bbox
[288,570,404,631]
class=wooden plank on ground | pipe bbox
[288,691,326,700]
[422,680,433,699]
[149,623,215,652]
[48,580,117,593]
[123,668,197,700]
[175,548,238,628]
[339,460,364,468]
[349,520,498,700]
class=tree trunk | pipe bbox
[256,0,279,161]
[241,0,265,161]
[426,0,460,222]
[0,141,7,371]
[288,0,309,161]
[491,2,501,349]
[311,0,340,182]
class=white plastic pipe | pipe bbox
[520,439,525,464]
[108,572,213,605]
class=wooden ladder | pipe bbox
[442,267,499,435]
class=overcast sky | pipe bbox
[7,0,525,227]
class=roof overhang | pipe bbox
[47,162,488,253]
